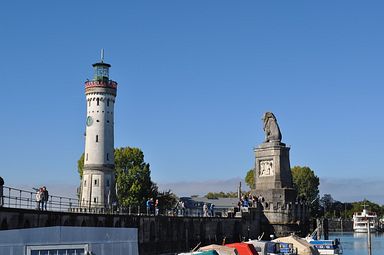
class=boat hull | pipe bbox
[354,228,377,233]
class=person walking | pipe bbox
[42,186,49,211]
[0,176,4,207]
[209,203,215,217]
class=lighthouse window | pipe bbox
[107,153,109,161]
[107,99,110,106]
[106,180,110,187]
[94,179,99,186]
[97,98,99,106]
[96,120,99,122]
[96,135,99,142]
[88,101,91,106]
[107,120,109,123]
[94,197,97,203]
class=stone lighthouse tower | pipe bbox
[80,52,117,211]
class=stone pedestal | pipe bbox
[254,141,296,204]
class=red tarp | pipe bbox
[225,243,259,255]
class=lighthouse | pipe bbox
[80,51,117,211]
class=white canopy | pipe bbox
[199,244,238,255]
[273,234,320,255]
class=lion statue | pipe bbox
[262,112,282,143]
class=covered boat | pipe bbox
[246,240,278,255]
[199,244,239,255]
[273,235,319,255]
[179,251,219,255]
[246,239,295,255]
[225,243,259,255]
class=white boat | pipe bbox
[353,207,378,233]
[306,239,342,255]
[304,228,343,255]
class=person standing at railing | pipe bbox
[42,186,49,211]
[146,198,153,215]
[0,176,4,207]
[35,187,43,210]
[203,203,209,217]
[154,199,159,216]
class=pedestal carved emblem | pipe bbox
[259,160,274,177]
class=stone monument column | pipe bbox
[254,112,296,204]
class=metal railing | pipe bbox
[0,185,238,217]
[1,186,80,212]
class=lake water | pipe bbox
[329,232,384,255]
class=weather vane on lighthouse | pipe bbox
[79,50,118,212]
[100,48,104,63]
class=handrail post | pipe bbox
[60,197,62,211]
[19,190,22,208]
[8,188,10,207]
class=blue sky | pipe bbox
[1,1,383,203]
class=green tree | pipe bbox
[345,200,384,219]
[245,169,255,189]
[77,147,167,209]
[114,147,157,208]
[320,194,345,218]
[157,190,178,211]
[291,166,320,217]
[77,153,85,179]
[205,191,238,199]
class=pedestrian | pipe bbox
[42,186,49,211]
[252,196,258,207]
[146,198,152,215]
[242,195,249,207]
[180,201,185,216]
[203,203,208,217]
[155,199,159,216]
[237,199,242,212]
[0,176,4,207]
[209,203,215,217]
[35,187,43,210]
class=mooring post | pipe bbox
[340,218,343,232]
[323,218,329,240]
[367,218,372,255]
[316,218,321,239]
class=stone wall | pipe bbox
[327,218,353,232]
[259,201,310,237]
[0,207,262,255]
[0,205,313,254]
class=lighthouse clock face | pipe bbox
[86,116,93,126]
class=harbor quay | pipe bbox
[0,200,310,254]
